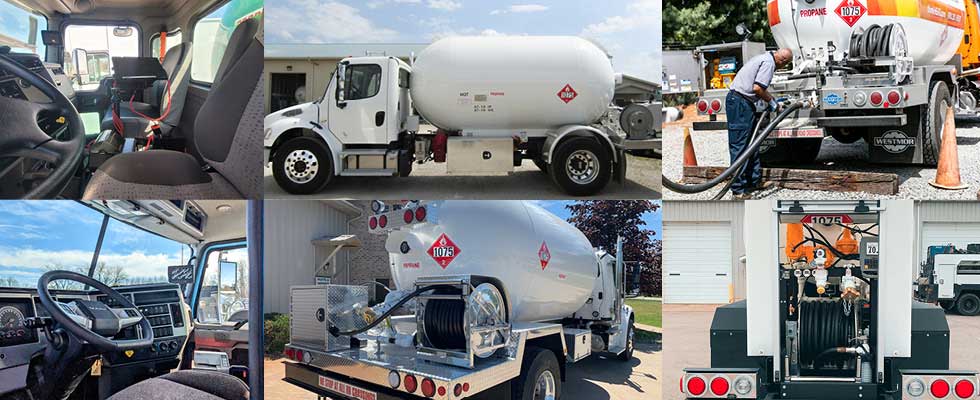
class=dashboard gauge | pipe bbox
[0,306,24,330]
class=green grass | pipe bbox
[627,298,662,328]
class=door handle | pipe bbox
[375,111,385,127]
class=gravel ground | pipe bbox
[662,121,980,200]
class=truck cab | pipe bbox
[0,200,253,400]
[917,245,980,316]
[0,0,263,199]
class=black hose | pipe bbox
[800,300,853,368]
[787,73,818,81]
[328,284,450,337]
[850,24,895,58]
[711,113,770,200]
[663,102,805,194]
[423,298,466,349]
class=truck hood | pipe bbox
[266,102,316,121]
[265,102,319,147]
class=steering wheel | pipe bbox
[36,271,154,352]
[0,50,86,198]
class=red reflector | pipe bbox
[710,377,730,396]
[955,379,975,398]
[888,91,901,105]
[404,210,414,223]
[284,348,295,360]
[415,207,426,221]
[421,378,436,397]
[404,375,418,393]
[932,379,951,398]
[454,384,463,396]
[438,386,446,396]
[369,216,378,229]
[463,382,470,392]
[379,215,388,228]
[697,100,708,113]
[687,376,706,396]
[711,99,722,112]
[870,91,883,106]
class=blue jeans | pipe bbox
[726,91,761,194]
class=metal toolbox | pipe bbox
[446,137,514,174]
[289,285,369,352]
[563,328,592,362]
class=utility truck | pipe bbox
[916,244,980,316]
[280,201,640,400]
[263,37,660,196]
[692,0,975,166]
[680,200,979,399]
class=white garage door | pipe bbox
[664,222,732,304]
[921,222,980,262]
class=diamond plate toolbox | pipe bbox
[290,285,369,351]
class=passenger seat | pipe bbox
[100,42,192,135]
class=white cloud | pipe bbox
[581,0,659,36]
[0,247,185,280]
[490,4,548,15]
[428,0,461,11]
[367,0,421,8]
[267,0,399,43]
[579,0,662,82]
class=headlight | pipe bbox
[907,378,925,397]
[734,375,753,395]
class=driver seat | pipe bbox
[107,370,248,400]
[81,19,263,200]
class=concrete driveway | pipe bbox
[263,334,662,400]
[264,154,661,200]
[662,304,980,400]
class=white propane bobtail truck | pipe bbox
[680,200,980,400]
[264,36,661,196]
[280,201,638,400]
[693,0,965,166]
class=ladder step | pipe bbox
[339,169,396,177]
[340,149,389,157]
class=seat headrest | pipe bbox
[213,18,260,84]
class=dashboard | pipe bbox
[0,298,37,348]
[0,53,76,136]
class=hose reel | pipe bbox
[798,299,855,369]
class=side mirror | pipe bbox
[335,63,348,109]
[73,48,89,81]
[219,261,238,292]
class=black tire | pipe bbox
[827,127,865,144]
[533,157,549,174]
[940,300,958,313]
[956,293,980,316]
[618,317,635,361]
[272,136,333,194]
[549,136,612,196]
[760,138,822,165]
[922,81,951,167]
[512,347,562,400]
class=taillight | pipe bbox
[379,215,388,228]
[454,384,463,396]
[955,379,975,398]
[932,379,951,398]
[369,216,378,229]
[463,382,470,392]
[687,376,706,396]
[710,99,722,112]
[284,348,296,360]
[421,378,436,397]
[415,207,426,221]
[697,100,708,113]
[437,386,446,396]
[870,91,883,106]
[404,209,414,223]
[388,371,400,388]
[404,375,418,393]
[887,90,901,105]
[710,376,730,396]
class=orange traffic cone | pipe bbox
[683,127,698,167]
[929,106,968,190]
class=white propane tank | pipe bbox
[410,36,616,131]
[385,201,599,323]
[769,0,965,65]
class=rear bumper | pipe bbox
[692,115,907,132]
[284,362,418,400]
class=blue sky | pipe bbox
[536,200,662,239]
[0,0,45,54]
[0,202,186,288]
[266,0,661,82]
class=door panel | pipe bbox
[328,62,389,144]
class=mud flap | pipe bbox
[868,106,924,164]
[614,148,627,184]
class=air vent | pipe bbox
[184,203,206,233]
[149,202,176,217]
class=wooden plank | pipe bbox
[683,166,899,195]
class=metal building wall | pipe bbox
[663,201,747,300]
[914,201,980,263]
[262,200,354,314]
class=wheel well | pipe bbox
[931,73,955,97]
[269,128,323,160]
[552,130,616,163]
[526,335,566,381]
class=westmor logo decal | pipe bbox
[823,93,843,106]
[873,130,916,153]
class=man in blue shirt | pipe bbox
[726,48,793,199]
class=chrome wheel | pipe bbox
[533,370,556,400]
[284,149,319,184]
[565,150,599,185]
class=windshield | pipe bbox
[0,201,187,290]
[0,0,45,55]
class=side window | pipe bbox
[398,68,409,89]
[151,31,183,59]
[191,0,263,84]
[63,24,139,91]
[346,64,382,100]
[0,1,45,57]
[196,246,248,324]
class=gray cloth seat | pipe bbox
[107,370,248,400]
[83,19,263,200]
[100,41,193,134]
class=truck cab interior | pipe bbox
[0,0,263,199]
[0,200,253,400]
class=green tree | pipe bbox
[565,201,662,296]
[42,262,129,290]
[0,276,19,288]
[664,0,775,48]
